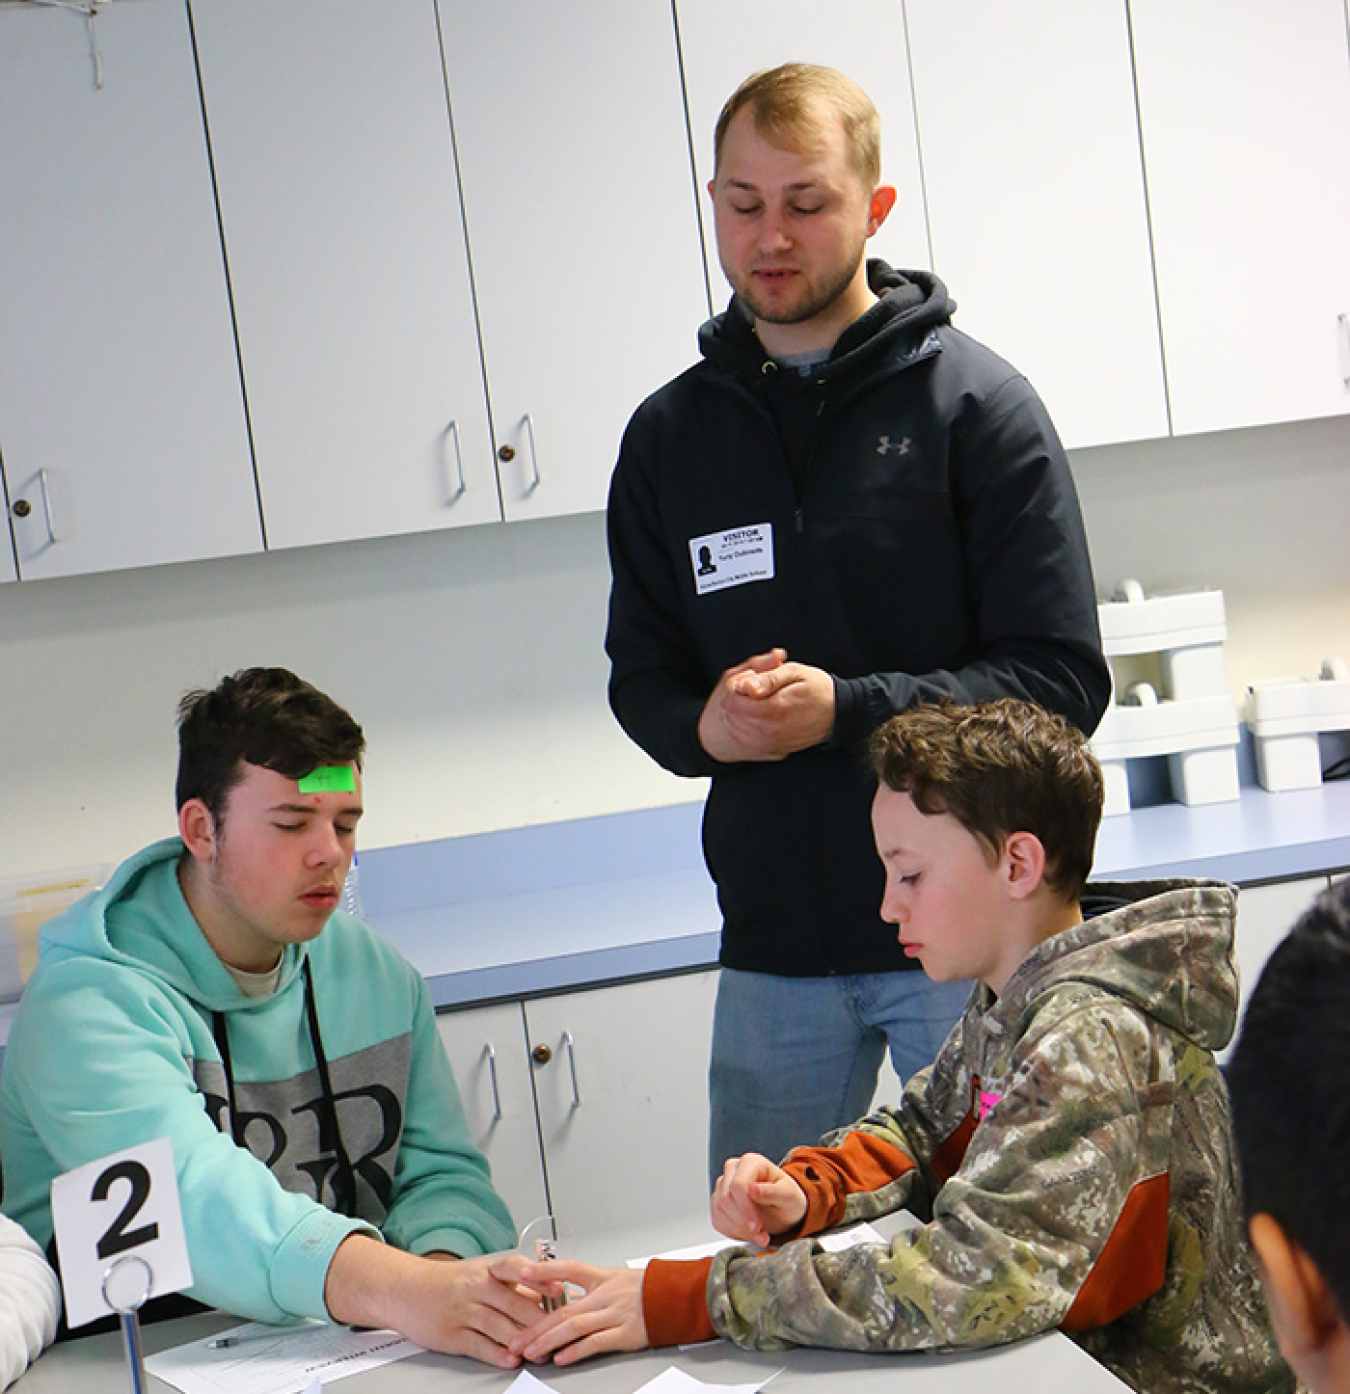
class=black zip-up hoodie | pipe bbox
[605,262,1110,975]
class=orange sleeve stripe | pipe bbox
[1062,1172,1171,1331]
[642,1256,718,1347]
[930,1111,976,1186]
[781,1131,917,1236]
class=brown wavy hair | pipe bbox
[869,699,1102,900]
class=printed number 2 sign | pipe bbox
[50,1137,194,1329]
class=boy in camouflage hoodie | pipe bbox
[496,699,1293,1392]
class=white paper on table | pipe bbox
[627,1237,744,1269]
[505,1373,554,1393]
[636,1366,782,1393]
[628,1220,886,1270]
[815,1221,886,1252]
[143,1320,420,1394]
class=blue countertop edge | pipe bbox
[422,931,724,1011]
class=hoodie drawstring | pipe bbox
[211,958,358,1217]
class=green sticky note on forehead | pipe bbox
[297,765,356,793]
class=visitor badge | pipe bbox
[688,523,774,596]
[50,1136,193,1328]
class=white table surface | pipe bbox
[19,1215,1129,1392]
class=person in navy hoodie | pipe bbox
[604,62,1110,1178]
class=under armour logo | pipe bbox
[876,435,912,457]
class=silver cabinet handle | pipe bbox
[521,413,541,494]
[1339,312,1350,388]
[445,419,467,501]
[562,1029,580,1108]
[37,469,59,544]
[483,1041,502,1122]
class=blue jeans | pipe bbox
[708,968,972,1182]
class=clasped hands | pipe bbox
[697,648,836,762]
[491,1151,806,1367]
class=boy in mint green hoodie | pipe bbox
[0,667,536,1369]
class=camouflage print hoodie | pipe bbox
[643,880,1295,1393]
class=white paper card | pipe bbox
[688,523,774,596]
[637,1367,781,1393]
[627,1237,744,1270]
[816,1221,886,1252]
[505,1373,555,1393]
[144,1321,419,1394]
[50,1136,193,1330]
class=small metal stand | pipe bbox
[102,1255,154,1394]
[519,1214,575,1313]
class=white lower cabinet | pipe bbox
[437,970,719,1243]
[1222,876,1331,1063]
[435,1001,549,1234]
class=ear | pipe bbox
[178,798,219,865]
[1001,830,1047,901]
[706,176,717,201]
[866,184,898,237]
[1249,1212,1345,1363]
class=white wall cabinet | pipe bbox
[675,0,931,302]
[903,0,1168,450]
[437,970,718,1241]
[6,1,1350,587]
[190,0,503,550]
[437,0,710,522]
[1131,0,1350,435]
[0,1,261,581]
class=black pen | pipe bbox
[206,1331,279,1350]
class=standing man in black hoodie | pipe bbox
[604,63,1111,1179]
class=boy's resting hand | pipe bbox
[493,1255,647,1366]
[711,1152,808,1247]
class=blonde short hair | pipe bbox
[713,63,882,189]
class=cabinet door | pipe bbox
[0,517,15,585]
[525,970,719,1238]
[676,0,931,300]
[1220,876,1331,1062]
[191,0,501,550]
[1131,0,1350,434]
[438,0,710,521]
[436,1002,547,1236]
[0,2,260,579]
[904,0,1168,450]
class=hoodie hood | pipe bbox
[697,260,956,385]
[37,837,308,1012]
[992,879,1239,1053]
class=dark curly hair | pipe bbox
[175,667,364,823]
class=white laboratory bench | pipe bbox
[19,1214,1130,1392]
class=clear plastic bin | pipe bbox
[0,865,112,1002]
